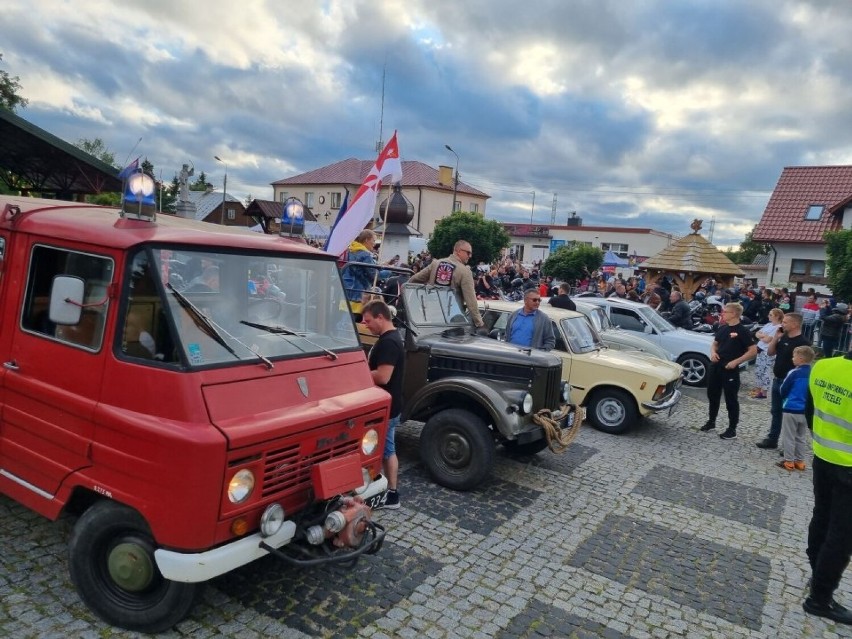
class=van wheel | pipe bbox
[68,501,200,633]
[587,388,637,434]
[678,353,710,387]
[421,408,494,491]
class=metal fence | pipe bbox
[805,318,852,355]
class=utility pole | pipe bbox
[214,156,227,226]
[445,144,459,214]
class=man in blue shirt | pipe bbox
[505,289,555,351]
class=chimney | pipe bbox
[438,165,453,187]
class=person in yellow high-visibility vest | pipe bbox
[803,348,852,625]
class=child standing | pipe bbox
[777,345,815,471]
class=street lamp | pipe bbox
[445,144,459,214]
[214,156,227,225]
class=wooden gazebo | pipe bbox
[640,220,744,298]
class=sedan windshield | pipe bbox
[559,317,603,354]
[120,248,359,368]
[635,305,677,333]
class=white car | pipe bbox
[578,297,716,387]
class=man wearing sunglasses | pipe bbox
[505,289,555,351]
[409,239,485,331]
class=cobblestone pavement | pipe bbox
[2,367,851,638]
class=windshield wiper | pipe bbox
[240,320,338,360]
[168,284,273,369]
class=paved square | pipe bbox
[568,513,771,630]
[633,464,787,531]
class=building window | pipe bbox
[790,259,825,278]
[331,192,342,209]
[601,242,629,257]
[805,205,824,221]
[471,203,479,213]
[227,208,236,221]
[453,200,461,212]
[305,192,315,207]
[279,191,289,203]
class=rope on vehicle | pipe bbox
[534,404,584,454]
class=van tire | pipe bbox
[68,500,200,633]
[421,408,494,491]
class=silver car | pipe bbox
[578,297,716,387]
[571,299,672,362]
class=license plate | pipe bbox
[364,492,385,510]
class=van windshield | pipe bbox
[121,248,360,367]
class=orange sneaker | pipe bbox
[794,461,806,471]
[776,460,795,471]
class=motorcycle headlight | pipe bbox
[227,469,255,504]
[362,428,379,455]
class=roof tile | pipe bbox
[752,165,852,243]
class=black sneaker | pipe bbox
[700,421,716,432]
[756,438,778,450]
[803,598,852,625]
[375,489,400,510]
[719,428,737,440]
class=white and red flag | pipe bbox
[324,131,402,256]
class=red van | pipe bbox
[0,194,389,632]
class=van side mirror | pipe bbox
[49,275,85,325]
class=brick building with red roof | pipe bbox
[752,165,852,294]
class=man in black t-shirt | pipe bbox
[756,312,811,450]
[362,300,405,510]
[549,282,577,311]
[700,302,757,440]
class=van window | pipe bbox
[21,245,114,350]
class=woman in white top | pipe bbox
[751,307,784,398]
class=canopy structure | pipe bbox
[0,108,121,197]
[304,221,330,238]
[639,220,744,297]
[602,250,629,266]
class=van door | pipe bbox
[0,243,113,498]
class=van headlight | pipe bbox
[362,428,379,455]
[228,469,255,503]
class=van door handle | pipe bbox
[3,361,19,371]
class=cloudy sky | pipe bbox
[5,0,852,248]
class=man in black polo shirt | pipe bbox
[756,312,811,450]
[700,302,758,440]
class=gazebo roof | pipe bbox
[641,223,744,277]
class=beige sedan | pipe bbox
[479,300,683,434]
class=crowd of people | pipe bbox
[339,237,852,626]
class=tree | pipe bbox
[824,229,852,302]
[191,171,211,191]
[541,244,603,282]
[725,226,769,264]
[75,138,117,167]
[427,211,510,265]
[0,53,28,112]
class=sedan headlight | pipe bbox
[362,428,379,455]
[227,469,255,503]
